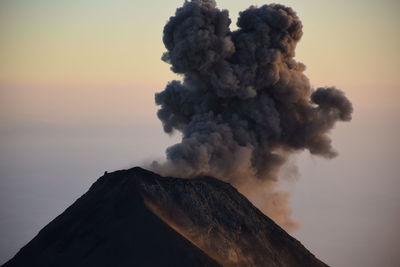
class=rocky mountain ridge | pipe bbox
[3,167,327,267]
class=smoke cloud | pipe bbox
[152,0,352,230]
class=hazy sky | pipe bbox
[0,0,399,266]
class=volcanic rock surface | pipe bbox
[3,167,327,267]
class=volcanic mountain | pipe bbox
[3,167,328,267]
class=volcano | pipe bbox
[3,167,327,267]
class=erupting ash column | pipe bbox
[153,0,353,230]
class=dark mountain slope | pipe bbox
[3,167,327,267]
[3,168,220,267]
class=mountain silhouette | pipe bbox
[3,167,327,267]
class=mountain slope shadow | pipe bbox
[3,168,220,267]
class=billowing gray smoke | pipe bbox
[153,0,352,230]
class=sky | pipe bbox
[0,0,399,266]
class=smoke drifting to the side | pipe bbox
[152,0,352,231]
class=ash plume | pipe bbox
[152,0,352,230]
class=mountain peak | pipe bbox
[4,167,327,267]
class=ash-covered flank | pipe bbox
[4,167,328,267]
[3,168,220,267]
